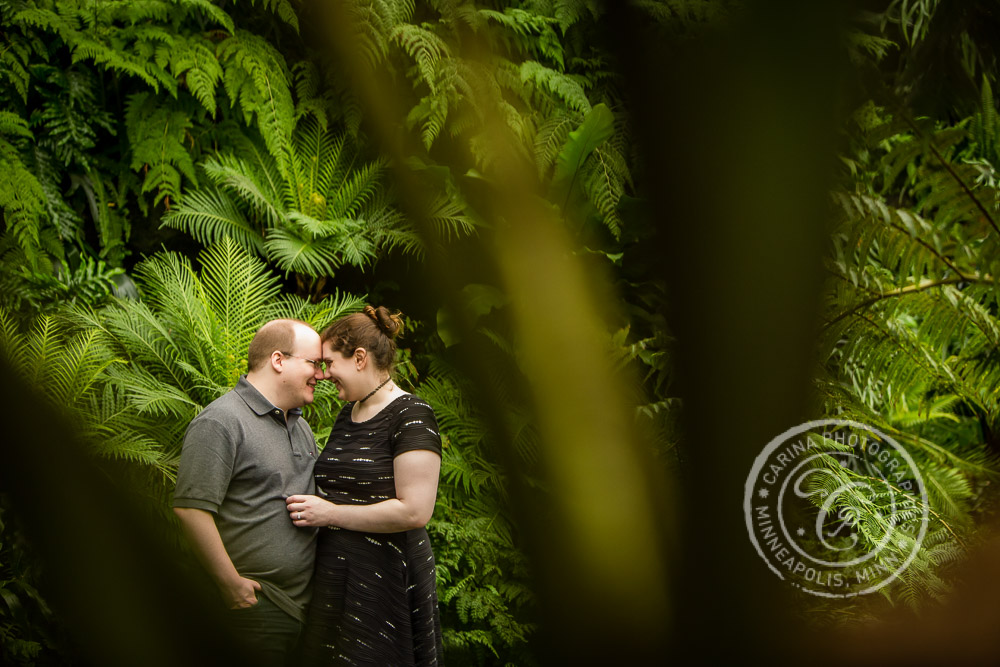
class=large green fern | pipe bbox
[162,119,452,290]
[58,237,364,472]
[0,114,49,270]
[0,307,166,472]
[419,356,538,665]
[815,94,1000,608]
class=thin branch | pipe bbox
[851,310,981,411]
[825,275,994,328]
[884,220,964,277]
[900,114,1000,239]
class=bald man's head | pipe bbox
[247,319,312,371]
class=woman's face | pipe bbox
[321,340,357,400]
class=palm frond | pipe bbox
[163,186,264,255]
[199,237,282,362]
[264,227,351,275]
[201,153,286,228]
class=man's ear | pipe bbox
[270,350,285,372]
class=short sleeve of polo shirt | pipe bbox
[390,399,442,458]
[173,416,237,512]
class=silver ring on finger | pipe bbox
[297,512,303,521]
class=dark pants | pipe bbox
[226,594,303,667]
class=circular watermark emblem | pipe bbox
[744,419,929,597]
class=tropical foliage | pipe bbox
[1,237,361,489]
[422,364,538,663]
[802,0,1000,613]
[162,121,405,290]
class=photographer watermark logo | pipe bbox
[744,419,928,597]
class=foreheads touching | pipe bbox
[247,319,321,372]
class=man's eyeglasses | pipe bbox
[281,352,327,372]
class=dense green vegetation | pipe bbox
[2,0,1000,664]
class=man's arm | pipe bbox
[173,507,261,609]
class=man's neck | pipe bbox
[245,372,287,416]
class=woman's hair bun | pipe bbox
[321,306,403,372]
[363,305,403,340]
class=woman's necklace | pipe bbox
[357,376,392,404]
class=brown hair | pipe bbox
[247,319,311,371]
[321,306,403,372]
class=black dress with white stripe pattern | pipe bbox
[300,394,443,666]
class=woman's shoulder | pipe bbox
[388,394,441,454]
[389,393,436,416]
[389,394,439,433]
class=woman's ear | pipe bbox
[354,347,367,370]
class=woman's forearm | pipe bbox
[287,494,433,533]
[288,449,441,533]
[325,497,431,532]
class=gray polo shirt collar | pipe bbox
[233,375,302,423]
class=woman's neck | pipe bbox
[351,380,403,421]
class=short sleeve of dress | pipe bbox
[390,396,442,458]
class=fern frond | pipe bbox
[175,0,236,33]
[237,0,300,31]
[48,327,117,406]
[169,35,223,115]
[482,8,564,68]
[264,226,357,275]
[534,111,578,180]
[0,27,35,102]
[0,111,32,140]
[406,92,450,151]
[520,60,591,113]
[581,144,628,237]
[920,462,973,522]
[377,224,426,259]
[549,103,613,212]
[199,237,282,359]
[418,189,478,242]
[391,23,451,94]
[125,93,198,206]
[266,290,368,331]
[106,362,202,418]
[218,30,295,173]
[201,152,286,228]
[341,0,412,71]
[328,157,387,219]
[551,0,601,33]
[162,187,264,255]
[290,119,346,215]
[0,156,48,268]
[130,250,223,383]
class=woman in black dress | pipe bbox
[286,306,443,666]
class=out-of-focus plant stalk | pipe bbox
[315,3,673,661]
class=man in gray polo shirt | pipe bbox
[173,319,325,666]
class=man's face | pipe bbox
[284,326,325,407]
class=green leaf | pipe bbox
[549,103,613,213]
